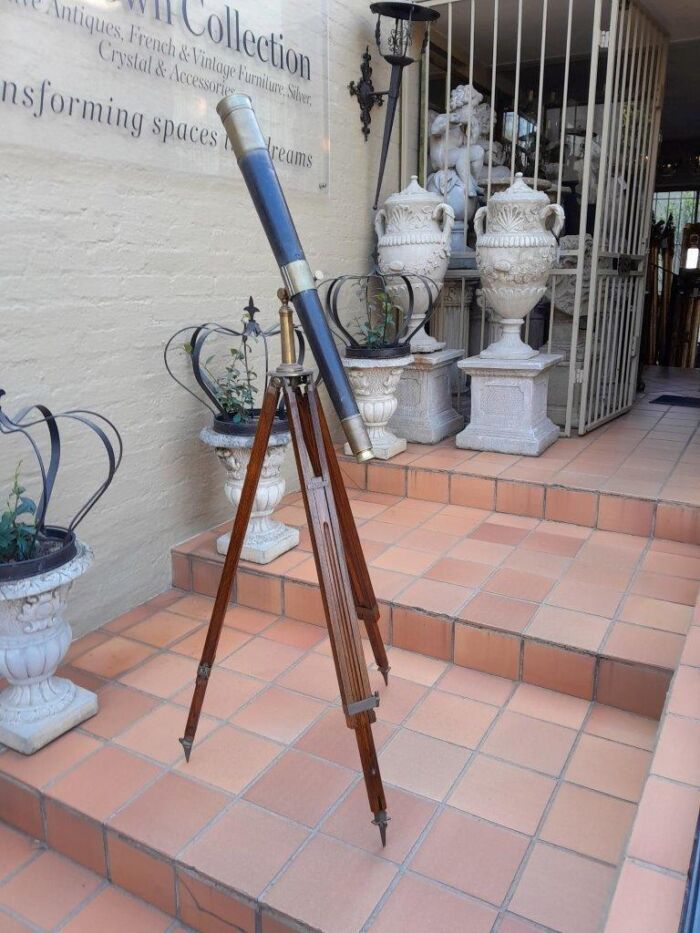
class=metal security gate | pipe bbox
[403,0,668,434]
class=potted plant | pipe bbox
[164,298,299,563]
[0,392,122,754]
[320,271,437,459]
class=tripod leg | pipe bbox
[316,402,390,684]
[285,381,390,844]
[179,382,280,761]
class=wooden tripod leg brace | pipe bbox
[180,375,390,843]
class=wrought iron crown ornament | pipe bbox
[0,390,122,583]
[319,270,438,359]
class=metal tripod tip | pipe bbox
[372,810,390,848]
[380,666,390,686]
[179,736,193,763]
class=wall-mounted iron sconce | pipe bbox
[349,1,439,209]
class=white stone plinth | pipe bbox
[456,353,563,456]
[391,348,465,444]
[342,355,413,460]
[0,540,97,754]
[201,427,299,565]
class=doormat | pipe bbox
[651,395,700,408]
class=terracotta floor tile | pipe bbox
[360,519,408,545]
[383,646,448,686]
[604,622,684,668]
[114,703,218,765]
[563,559,634,590]
[170,624,250,660]
[541,782,635,863]
[653,714,700,785]
[80,684,160,739]
[565,734,652,801]
[643,549,700,579]
[668,664,700,718]
[172,667,262,719]
[121,609,201,648]
[0,824,37,881]
[322,782,435,864]
[604,860,686,933]
[369,872,497,933]
[528,605,610,652]
[410,807,528,905]
[585,704,658,750]
[181,799,308,898]
[245,748,353,826]
[262,616,328,649]
[447,537,514,565]
[470,522,530,546]
[60,886,171,933]
[632,571,699,606]
[406,690,498,748]
[547,579,623,617]
[509,842,615,933]
[449,755,555,834]
[0,731,101,789]
[367,671,427,725]
[379,730,469,801]
[619,594,693,634]
[424,557,491,587]
[372,546,437,575]
[174,723,281,793]
[503,548,571,579]
[498,913,544,932]
[628,775,700,873]
[368,567,414,600]
[118,651,196,699]
[460,591,536,634]
[482,711,577,776]
[65,630,111,663]
[277,652,340,701]
[48,746,162,820]
[169,593,219,621]
[231,685,325,743]
[397,578,472,615]
[484,567,554,602]
[223,605,279,634]
[295,707,394,770]
[507,683,590,729]
[522,531,584,557]
[109,771,228,856]
[72,636,154,678]
[438,665,515,706]
[264,835,396,933]
[221,637,303,680]
[0,850,101,929]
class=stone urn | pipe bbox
[375,176,455,353]
[0,540,97,754]
[342,354,414,460]
[474,173,564,360]
[201,426,299,564]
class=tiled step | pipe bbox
[172,491,700,720]
[0,591,668,932]
[0,821,185,932]
[336,440,700,546]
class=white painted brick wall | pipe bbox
[0,0,401,635]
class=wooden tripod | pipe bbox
[179,304,391,843]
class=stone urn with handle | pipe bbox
[375,176,455,353]
[474,173,564,360]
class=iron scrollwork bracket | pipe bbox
[348,46,384,141]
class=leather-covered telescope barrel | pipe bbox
[216,94,374,463]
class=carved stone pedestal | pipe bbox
[201,427,299,565]
[456,353,563,456]
[391,348,465,444]
[342,356,413,460]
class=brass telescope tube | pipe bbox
[216,94,373,463]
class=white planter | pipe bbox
[0,540,97,754]
[474,173,565,360]
[200,427,299,564]
[375,176,454,354]
[342,355,413,460]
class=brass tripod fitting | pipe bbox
[276,288,304,376]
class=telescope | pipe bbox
[216,95,374,463]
